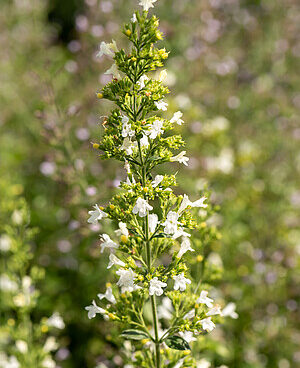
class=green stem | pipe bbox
[138,141,161,368]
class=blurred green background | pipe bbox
[0,0,299,367]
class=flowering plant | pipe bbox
[86,1,225,367]
[0,180,64,368]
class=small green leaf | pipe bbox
[164,335,191,350]
[121,329,149,340]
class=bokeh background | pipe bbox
[0,0,299,367]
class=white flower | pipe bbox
[149,277,167,296]
[120,138,137,155]
[131,13,137,22]
[43,337,58,352]
[122,116,135,138]
[172,227,191,239]
[139,0,157,11]
[170,151,189,166]
[162,211,180,235]
[105,63,121,79]
[146,119,164,139]
[137,74,149,89]
[107,253,125,269]
[116,268,140,293]
[197,291,214,308]
[42,357,56,368]
[6,356,20,368]
[15,340,28,354]
[184,309,195,320]
[132,197,153,217]
[96,40,118,58]
[199,317,215,332]
[0,234,11,252]
[99,234,118,253]
[47,312,65,329]
[151,175,164,188]
[158,69,167,83]
[179,331,197,343]
[206,304,222,316]
[222,302,238,319]
[148,213,159,234]
[88,204,107,224]
[196,359,211,368]
[154,100,168,111]
[177,237,195,258]
[140,134,149,147]
[0,274,17,292]
[98,286,116,304]
[172,273,191,291]
[170,111,184,125]
[85,300,106,319]
[115,222,129,237]
[178,194,208,214]
[158,297,173,320]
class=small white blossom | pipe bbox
[196,359,211,368]
[151,175,164,188]
[99,234,118,253]
[154,100,168,111]
[121,116,135,138]
[158,69,167,83]
[115,222,129,237]
[146,119,164,139]
[42,357,56,368]
[139,0,157,12]
[184,309,195,320]
[137,74,149,89]
[140,134,149,147]
[0,234,11,252]
[197,291,214,308]
[170,111,184,125]
[172,227,191,239]
[199,317,215,332]
[149,277,167,296]
[148,213,159,234]
[172,273,191,291]
[88,204,107,224]
[178,194,208,214]
[206,304,222,316]
[43,337,58,352]
[96,40,118,58]
[162,211,180,235]
[15,340,28,354]
[179,331,197,343]
[98,286,116,304]
[177,237,195,258]
[116,268,140,293]
[120,138,137,155]
[0,274,18,292]
[131,13,137,22]
[104,63,121,79]
[158,297,173,320]
[107,253,125,269]
[132,197,153,217]
[5,356,20,368]
[47,312,65,329]
[170,151,189,166]
[85,300,106,319]
[222,302,238,319]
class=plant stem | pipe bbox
[138,142,161,368]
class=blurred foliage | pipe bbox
[0,0,299,367]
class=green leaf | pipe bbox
[121,329,149,340]
[164,335,191,350]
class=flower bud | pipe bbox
[125,29,132,36]
[97,93,103,99]
[92,143,100,149]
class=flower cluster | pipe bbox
[86,2,228,367]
